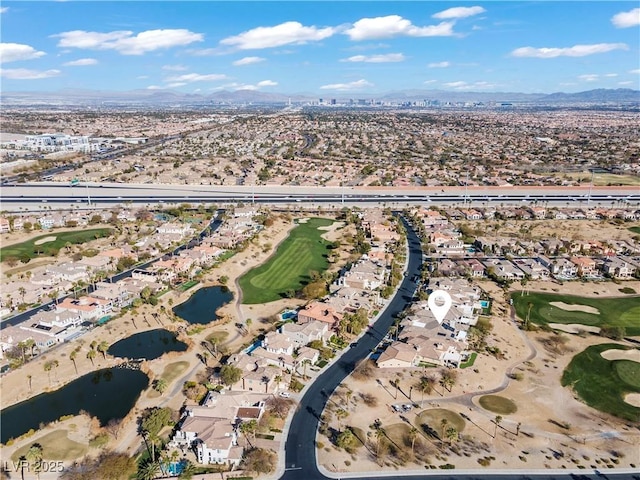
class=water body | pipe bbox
[173,286,233,325]
[0,368,148,444]
[108,328,187,360]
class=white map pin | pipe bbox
[428,289,452,324]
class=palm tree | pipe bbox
[415,375,435,404]
[516,422,521,436]
[408,426,418,455]
[494,415,502,438]
[374,427,385,458]
[261,375,270,393]
[445,426,459,445]
[18,286,26,304]
[153,378,168,394]
[97,341,109,360]
[70,349,78,374]
[440,418,449,444]
[27,374,32,392]
[44,361,54,385]
[24,339,36,359]
[86,349,96,366]
[239,420,257,447]
[17,341,28,364]
[136,459,160,480]
[26,443,43,480]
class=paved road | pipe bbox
[282,216,424,480]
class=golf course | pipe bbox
[562,343,640,421]
[512,292,640,335]
[0,228,112,262]
[238,217,335,304]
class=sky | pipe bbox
[0,1,639,95]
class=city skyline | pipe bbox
[0,1,639,95]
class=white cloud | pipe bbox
[611,8,640,28]
[0,43,46,63]
[423,79,438,84]
[257,79,277,87]
[511,43,628,58]
[629,69,640,74]
[53,29,203,55]
[345,16,455,40]
[341,53,405,63]
[166,73,227,83]
[432,6,486,19]
[578,74,599,82]
[233,56,266,66]
[0,7,9,13]
[320,79,373,91]
[428,61,451,68]
[618,81,634,86]
[162,64,188,71]
[147,85,165,90]
[63,58,97,66]
[166,82,188,88]
[443,80,498,90]
[604,73,618,77]
[220,21,335,50]
[0,68,60,79]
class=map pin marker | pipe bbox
[428,290,452,324]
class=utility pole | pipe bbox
[587,170,594,206]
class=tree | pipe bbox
[26,443,43,480]
[494,415,503,438]
[219,364,242,386]
[408,426,418,455]
[18,286,26,304]
[93,451,136,480]
[27,374,32,392]
[136,460,160,480]
[69,349,78,374]
[239,419,258,447]
[44,361,54,385]
[415,375,435,404]
[87,349,97,366]
[153,378,168,394]
[440,419,449,443]
[374,427,385,458]
[440,368,458,392]
[242,448,276,475]
[97,341,109,360]
[445,426,459,444]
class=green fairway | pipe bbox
[0,228,112,261]
[416,408,466,439]
[512,292,640,335]
[628,226,640,235]
[11,429,88,462]
[239,218,334,304]
[561,343,640,422]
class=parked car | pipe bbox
[279,391,291,398]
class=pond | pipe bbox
[0,368,149,444]
[172,286,233,325]
[107,328,187,360]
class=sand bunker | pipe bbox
[549,323,600,334]
[623,393,640,408]
[34,236,57,245]
[549,301,600,315]
[601,348,640,363]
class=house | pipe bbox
[570,256,598,277]
[0,218,10,233]
[297,302,343,330]
[280,320,329,347]
[602,257,637,279]
[376,342,418,368]
[539,256,578,279]
[56,296,111,321]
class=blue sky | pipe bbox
[1,1,639,94]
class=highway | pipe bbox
[0,182,638,212]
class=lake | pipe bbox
[172,286,233,324]
[0,368,148,444]
[107,328,187,360]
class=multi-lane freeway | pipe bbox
[1,182,638,212]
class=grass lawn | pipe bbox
[11,429,87,462]
[384,423,412,448]
[512,292,640,336]
[561,343,640,422]
[161,361,190,384]
[460,352,477,369]
[629,226,640,235]
[416,409,466,440]
[206,331,229,344]
[239,217,334,304]
[478,395,518,415]
[0,228,111,261]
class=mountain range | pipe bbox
[1,88,638,107]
